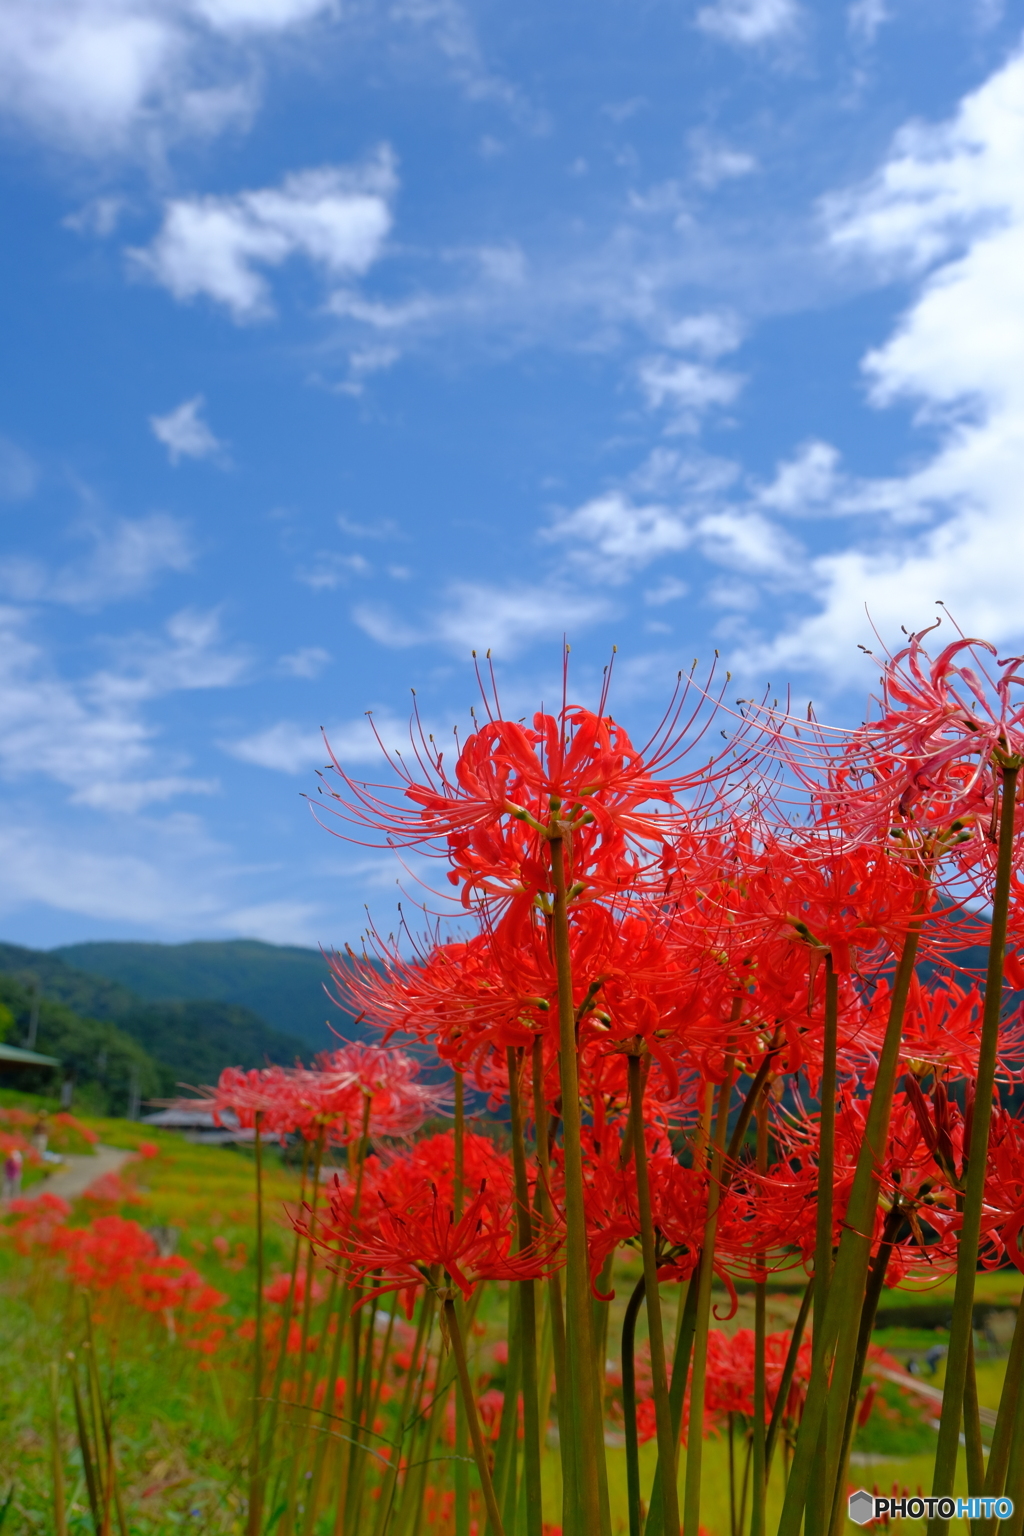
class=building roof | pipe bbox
[0,1042,60,1067]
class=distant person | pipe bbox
[31,1111,49,1156]
[2,1147,23,1201]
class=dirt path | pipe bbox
[18,1145,133,1203]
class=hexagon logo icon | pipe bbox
[848,1490,875,1526]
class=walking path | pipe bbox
[17,1145,133,1203]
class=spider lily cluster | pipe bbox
[250,633,1024,1536]
[14,627,1024,1536]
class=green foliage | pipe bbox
[0,1003,14,1043]
[0,945,312,1110]
[113,998,309,1086]
[0,973,165,1114]
[52,938,364,1050]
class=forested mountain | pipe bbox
[53,939,362,1051]
[0,942,312,1113]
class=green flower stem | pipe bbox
[997,1375,1024,1536]
[622,1275,646,1536]
[982,1288,1024,1505]
[827,1200,904,1536]
[549,829,609,1536]
[930,764,1020,1530]
[628,1050,681,1536]
[49,1362,67,1536]
[531,1036,574,1536]
[682,1053,736,1536]
[775,913,924,1536]
[644,1266,699,1536]
[445,1296,507,1536]
[764,1276,814,1478]
[750,1090,768,1536]
[248,1114,265,1536]
[371,1288,436,1536]
[491,1284,522,1535]
[807,956,839,1536]
[454,1070,470,1536]
[963,1332,985,1496]
[507,1046,544,1536]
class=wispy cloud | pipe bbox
[0,436,37,501]
[150,396,226,463]
[0,513,192,607]
[695,0,801,46]
[354,581,612,656]
[130,152,397,321]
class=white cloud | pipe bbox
[756,440,843,514]
[638,355,743,430]
[228,712,407,773]
[277,646,330,678]
[72,776,220,811]
[94,607,248,704]
[296,551,370,590]
[0,437,37,501]
[131,153,396,321]
[689,134,758,189]
[544,491,690,580]
[0,604,241,817]
[753,46,1024,679]
[150,395,225,463]
[64,195,126,236]
[663,311,743,357]
[353,582,612,655]
[0,513,192,606]
[0,0,339,152]
[847,0,889,42]
[695,508,799,576]
[695,0,800,45]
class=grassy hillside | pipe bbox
[54,938,363,1051]
[0,943,313,1107]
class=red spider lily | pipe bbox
[6,1206,229,1353]
[315,657,740,915]
[314,1131,518,1261]
[818,633,1024,847]
[344,1175,560,1315]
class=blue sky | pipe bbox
[2,0,1024,952]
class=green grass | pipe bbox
[1,1112,1017,1534]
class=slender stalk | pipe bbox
[725,1031,783,1166]
[827,1201,903,1536]
[628,1051,680,1536]
[683,1052,736,1536]
[249,1115,266,1536]
[808,956,840,1536]
[263,1140,311,1501]
[729,1413,737,1536]
[49,1362,68,1536]
[445,1296,506,1536]
[998,1373,1024,1536]
[491,1284,522,1535]
[750,1091,768,1536]
[622,1275,646,1536]
[507,1047,544,1536]
[644,1270,699,1536]
[549,828,608,1536]
[764,1276,814,1477]
[69,1359,100,1532]
[931,764,1020,1530]
[776,913,924,1536]
[372,1289,436,1536]
[531,1036,573,1536]
[983,1286,1024,1501]
[963,1331,985,1496]
[454,1071,469,1536]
